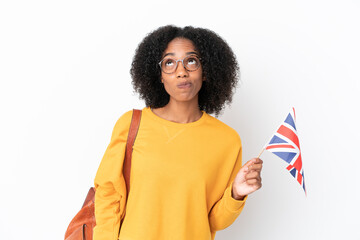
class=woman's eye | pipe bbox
[165,60,175,66]
[187,58,198,65]
[188,59,196,64]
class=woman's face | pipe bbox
[160,38,204,105]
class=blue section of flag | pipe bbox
[273,152,296,164]
[285,113,296,130]
[289,168,297,177]
[269,135,287,144]
[302,173,306,191]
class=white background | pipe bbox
[1,0,359,239]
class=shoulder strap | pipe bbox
[80,110,141,209]
[123,109,142,198]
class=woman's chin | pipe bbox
[170,95,198,103]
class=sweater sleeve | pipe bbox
[208,137,248,232]
[93,110,133,240]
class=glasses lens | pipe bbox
[160,55,201,73]
[184,56,200,71]
[161,58,176,73]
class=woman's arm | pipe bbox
[208,142,263,232]
[93,111,133,240]
[208,145,248,232]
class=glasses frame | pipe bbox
[158,55,202,74]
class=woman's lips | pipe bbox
[177,82,192,89]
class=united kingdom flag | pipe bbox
[265,108,306,194]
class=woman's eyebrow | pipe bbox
[163,53,175,58]
[162,51,199,58]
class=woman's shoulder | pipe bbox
[115,109,134,125]
[205,114,241,144]
[109,109,136,139]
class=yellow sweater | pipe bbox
[93,106,248,240]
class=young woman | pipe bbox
[93,25,263,240]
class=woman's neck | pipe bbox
[151,100,202,124]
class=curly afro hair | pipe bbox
[130,25,240,117]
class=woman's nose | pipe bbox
[176,61,189,78]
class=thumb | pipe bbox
[242,158,257,171]
[236,159,255,182]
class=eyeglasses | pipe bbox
[158,55,202,74]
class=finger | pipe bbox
[246,178,262,186]
[255,158,263,164]
[246,176,262,184]
[249,158,263,168]
[242,159,257,171]
[243,159,257,168]
[246,178,261,185]
[252,182,262,190]
[249,163,263,172]
[245,171,260,180]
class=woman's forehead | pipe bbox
[162,38,198,57]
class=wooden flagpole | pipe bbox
[257,148,265,159]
